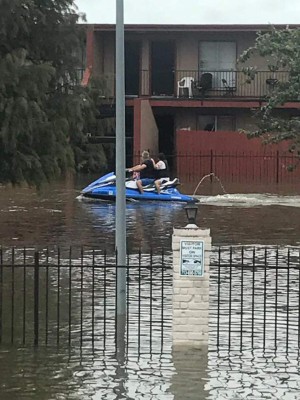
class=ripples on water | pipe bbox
[199,193,300,208]
[0,348,175,400]
[1,179,300,248]
[1,347,299,399]
[1,248,300,399]
[207,350,300,400]
[207,247,300,399]
[1,178,300,398]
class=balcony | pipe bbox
[139,70,289,99]
[88,70,290,101]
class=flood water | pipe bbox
[0,174,300,399]
[0,174,300,248]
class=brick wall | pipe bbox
[172,227,211,347]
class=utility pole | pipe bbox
[115,0,127,319]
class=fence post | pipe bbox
[276,150,279,184]
[210,149,213,182]
[172,222,211,347]
[0,248,2,344]
[34,251,39,346]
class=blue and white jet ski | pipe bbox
[81,172,198,203]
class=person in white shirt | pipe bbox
[154,153,170,194]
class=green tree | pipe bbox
[0,0,109,185]
[240,27,300,164]
[71,78,116,174]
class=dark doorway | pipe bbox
[155,115,175,171]
[125,41,140,96]
[151,42,175,96]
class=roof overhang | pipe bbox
[87,23,299,33]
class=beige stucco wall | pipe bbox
[175,31,265,69]
[93,30,267,76]
[140,38,150,70]
[93,32,103,74]
[92,32,115,96]
[174,31,269,97]
[176,34,198,71]
[92,29,276,99]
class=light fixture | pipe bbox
[184,202,198,225]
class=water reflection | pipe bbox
[171,346,208,400]
[79,200,184,250]
[3,345,300,399]
[207,350,300,399]
[0,178,300,249]
[1,177,300,248]
[0,348,175,400]
[1,176,300,399]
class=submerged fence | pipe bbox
[1,246,300,352]
[210,246,300,351]
[0,247,172,353]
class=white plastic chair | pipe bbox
[177,77,194,97]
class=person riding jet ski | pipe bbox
[154,152,170,194]
[127,150,156,194]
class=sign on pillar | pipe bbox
[180,240,204,277]
[172,227,211,347]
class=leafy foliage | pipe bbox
[71,78,116,174]
[0,0,110,185]
[239,27,300,161]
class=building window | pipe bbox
[198,115,236,131]
[199,42,236,88]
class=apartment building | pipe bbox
[82,24,300,182]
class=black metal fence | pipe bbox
[2,246,300,353]
[174,70,289,99]
[0,247,172,353]
[94,70,290,99]
[210,246,300,352]
[138,70,289,99]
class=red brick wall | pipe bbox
[176,130,299,183]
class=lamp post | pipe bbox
[184,203,199,227]
[115,0,126,317]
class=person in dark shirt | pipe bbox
[127,150,156,194]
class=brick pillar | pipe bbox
[172,226,211,347]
